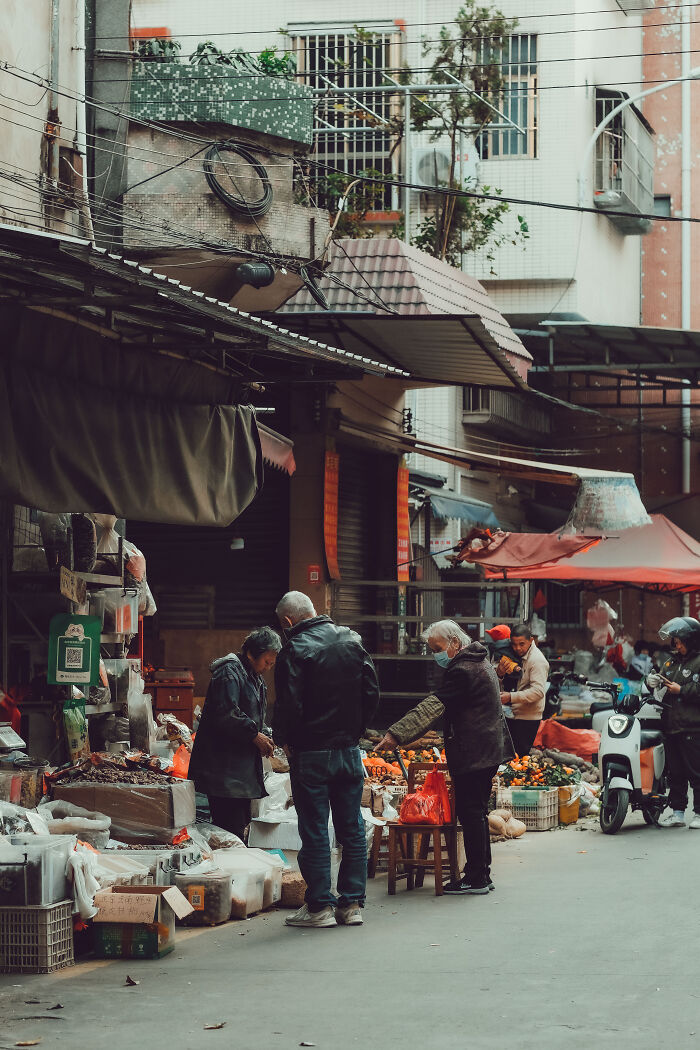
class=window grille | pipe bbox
[477,35,538,160]
[594,88,654,221]
[291,28,402,209]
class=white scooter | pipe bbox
[595,686,668,834]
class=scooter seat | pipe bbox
[640,730,663,748]
[590,700,614,715]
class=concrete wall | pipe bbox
[124,125,329,258]
[0,0,82,236]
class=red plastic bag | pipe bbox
[399,791,442,825]
[423,768,452,823]
[166,744,191,779]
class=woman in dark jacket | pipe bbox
[189,626,281,841]
[376,620,512,895]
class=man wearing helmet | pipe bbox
[650,616,700,828]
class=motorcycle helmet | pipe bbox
[658,616,700,651]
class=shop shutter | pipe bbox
[128,469,289,632]
[334,446,372,636]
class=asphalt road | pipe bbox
[2,810,699,1050]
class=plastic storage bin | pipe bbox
[174,869,232,925]
[212,850,266,919]
[495,785,559,830]
[0,900,74,973]
[2,836,76,905]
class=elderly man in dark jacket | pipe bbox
[189,627,281,841]
[274,591,379,930]
[376,619,512,895]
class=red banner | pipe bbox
[397,465,411,581]
[324,451,341,581]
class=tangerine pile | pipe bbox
[501,753,577,787]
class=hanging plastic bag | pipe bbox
[63,689,90,763]
[423,768,452,823]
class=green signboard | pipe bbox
[47,614,102,686]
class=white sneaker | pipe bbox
[285,904,337,928]
[689,815,700,830]
[335,904,363,926]
[658,811,686,828]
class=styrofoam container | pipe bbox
[3,835,76,906]
[92,853,151,887]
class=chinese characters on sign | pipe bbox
[47,614,102,686]
[324,451,341,581]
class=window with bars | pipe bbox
[290,28,403,209]
[594,88,654,218]
[477,35,538,160]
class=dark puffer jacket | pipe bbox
[273,615,379,751]
[389,642,512,774]
[189,653,267,799]
[659,649,700,734]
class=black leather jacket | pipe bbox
[273,615,379,751]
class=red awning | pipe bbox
[459,530,600,571]
[464,515,700,592]
[257,422,296,476]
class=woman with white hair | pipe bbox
[375,620,512,895]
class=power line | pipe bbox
[87,4,700,41]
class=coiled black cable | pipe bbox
[203,142,273,217]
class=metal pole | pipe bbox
[404,85,411,244]
[681,9,692,497]
[1,503,8,692]
[74,0,95,242]
[459,128,465,270]
[48,0,61,184]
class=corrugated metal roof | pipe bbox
[284,238,530,359]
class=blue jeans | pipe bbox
[290,746,367,912]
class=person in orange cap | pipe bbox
[486,626,521,694]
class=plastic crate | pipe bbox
[0,900,74,973]
[496,785,559,831]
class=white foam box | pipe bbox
[247,814,337,851]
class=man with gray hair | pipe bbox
[273,591,379,929]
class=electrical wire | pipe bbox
[86,4,700,42]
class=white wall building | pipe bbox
[131,0,655,534]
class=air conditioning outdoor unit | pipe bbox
[412,147,452,189]
[411,144,480,189]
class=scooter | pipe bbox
[596,687,668,834]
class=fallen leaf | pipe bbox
[299,1043,316,1047]
[577,850,587,854]
[24,1001,41,1005]
[203,1023,226,1031]
[47,1004,64,1011]
[125,976,139,987]
[16,1042,41,1047]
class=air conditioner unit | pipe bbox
[411,144,480,189]
[412,147,452,189]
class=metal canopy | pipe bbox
[283,314,529,389]
[523,320,700,386]
[0,224,406,384]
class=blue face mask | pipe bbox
[433,649,452,668]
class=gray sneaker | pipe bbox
[658,811,686,828]
[689,814,700,830]
[285,904,337,928]
[335,904,363,926]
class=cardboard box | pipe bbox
[53,780,195,843]
[247,813,337,851]
[93,885,193,959]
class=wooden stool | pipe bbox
[367,824,387,878]
[386,764,459,897]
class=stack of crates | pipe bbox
[0,901,74,973]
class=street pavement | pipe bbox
[2,810,699,1050]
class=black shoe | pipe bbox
[442,878,490,895]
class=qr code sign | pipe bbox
[65,646,83,668]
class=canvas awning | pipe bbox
[416,485,500,529]
[466,515,700,592]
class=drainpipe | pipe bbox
[681,8,692,497]
[74,0,94,241]
[404,85,411,244]
[47,0,61,186]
